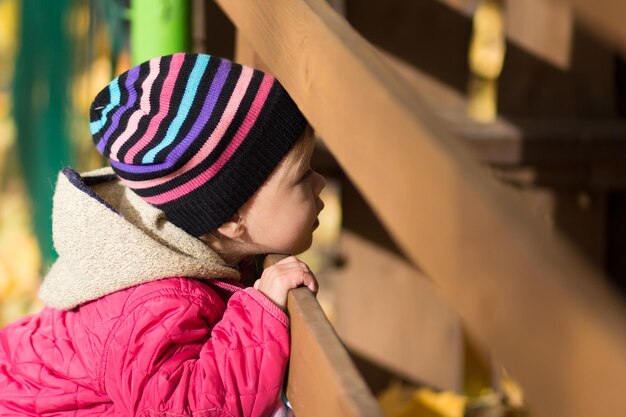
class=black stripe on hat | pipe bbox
[114,62,243,182]
[102,62,151,157]
[132,54,198,164]
[115,55,174,162]
[150,55,222,166]
[131,68,264,198]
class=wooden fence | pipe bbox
[214,1,626,416]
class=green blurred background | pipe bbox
[0,0,190,325]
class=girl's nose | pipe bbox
[312,171,326,195]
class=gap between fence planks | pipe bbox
[214,1,626,416]
[263,254,384,417]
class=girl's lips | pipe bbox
[316,199,325,215]
[313,199,324,229]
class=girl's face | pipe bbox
[240,131,326,255]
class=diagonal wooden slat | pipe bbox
[214,1,626,416]
[563,0,626,56]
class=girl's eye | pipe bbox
[299,169,313,183]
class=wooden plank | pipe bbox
[381,49,626,167]
[338,179,464,392]
[263,254,384,417]
[235,31,269,71]
[335,231,463,392]
[349,0,614,118]
[287,288,385,417]
[437,0,573,69]
[214,1,626,417]
[561,0,626,56]
[492,165,626,189]
[506,0,573,69]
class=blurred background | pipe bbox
[1,1,626,416]
[0,0,130,325]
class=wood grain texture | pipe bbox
[438,0,573,69]
[380,48,626,173]
[287,288,385,417]
[441,0,626,67]
[214,1,626,416]
[334,231,464,392]
[565,0,626,56]
[262,254,384,417]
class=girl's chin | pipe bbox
[255,232,315,257]
[292,236,314,255]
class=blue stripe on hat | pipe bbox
[142,54,210,163]
[90,77,121,135]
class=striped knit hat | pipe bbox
[90,53,307,236]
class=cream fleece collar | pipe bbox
[39,167,240,310]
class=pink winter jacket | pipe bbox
[0,168,290,416]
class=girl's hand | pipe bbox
[253,256,319,310]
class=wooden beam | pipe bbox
[506,0,573,69]
[263,254,384,417]
[380,49,626,188]
[234,31,269,72]
[335,231,464,392]
[214,1,626,417]
[437,0,573,69]
[287,288,385,417]
[562,0,626,56]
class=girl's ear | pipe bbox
[216,212,245,239]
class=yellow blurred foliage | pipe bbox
[0,0,41,327]
[378,373,527,417]
[468,0,506,79]
[0,182,43,327]
[379,383,466,417]
[467,0,506,123]
[0,0,18,57]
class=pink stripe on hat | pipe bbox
[138,73,274,204]
[109,58,161,161]
[90,53,307,236]
[124,53,185,163]
[120,66,254,190]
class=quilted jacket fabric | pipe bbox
[0,168,290,416]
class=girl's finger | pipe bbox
[275,255,298,266]
[295,269,318,295]
[304,274,319,295]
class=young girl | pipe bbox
[0,53,325,417]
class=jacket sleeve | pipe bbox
[101,279,290,417]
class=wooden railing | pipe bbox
[214,1,626,416]
[263,254,384,417]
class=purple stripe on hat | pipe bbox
[96,65,141,153]
[112,59,231,174]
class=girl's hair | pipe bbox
[199,124,316,256]
[281,124,315,184]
